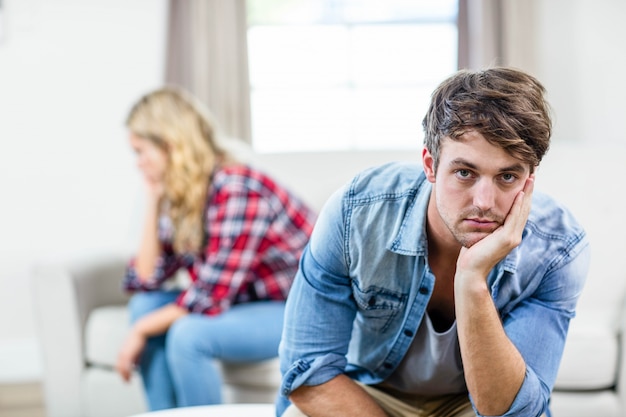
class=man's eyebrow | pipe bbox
[449,158,526,173]
[450,158,478,170]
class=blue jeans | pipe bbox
[128,291,286,411]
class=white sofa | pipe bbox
[32,144,626,417]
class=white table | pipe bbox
[128,403,275,417]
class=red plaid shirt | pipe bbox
[123,164,316,315]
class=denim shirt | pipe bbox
[278,162,589,417]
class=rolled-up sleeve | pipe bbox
[123,252,186,291]
[279,188,356,399]
[123,215,186,291]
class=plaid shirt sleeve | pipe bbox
[122,215,190,291]
[176,168,314,315]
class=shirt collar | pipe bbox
[387,174,431,257]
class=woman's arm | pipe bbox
[133,187,163,281]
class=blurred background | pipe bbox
[0,0,624,395]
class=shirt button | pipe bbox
[419,286,429,294]
[404,329,413,337]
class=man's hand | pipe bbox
[457,175,535,277]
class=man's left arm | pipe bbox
[456,250,589,417]
[455,270,526,415]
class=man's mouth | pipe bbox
[464,218,499,229]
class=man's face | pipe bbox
[423,131,531,248]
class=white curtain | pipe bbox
[458,0,537,74]
[165,0,252,143]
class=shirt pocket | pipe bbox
[352,283,406,333]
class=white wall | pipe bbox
[535,0,626,145]
[0,0,166,381]
[0,0,624,383]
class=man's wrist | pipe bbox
[454,271,490,296]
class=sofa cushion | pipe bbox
[85,305,129,368]
[554,309,619,390]
[220,359,281,388]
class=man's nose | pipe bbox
[473,179,496,211]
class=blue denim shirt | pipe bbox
[278,162,589,417]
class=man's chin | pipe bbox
[458,232,491,248]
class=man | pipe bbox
[277,67,589,417]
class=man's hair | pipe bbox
[422,67,552,172]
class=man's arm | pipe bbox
[290,375,387,417]
[454,178,534,415]
[279,188,366,416]
[455,276,526,414]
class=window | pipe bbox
[247,0,458,152]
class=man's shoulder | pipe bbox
[527,191,587,246]
[346,161,426,201]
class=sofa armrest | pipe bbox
[31,253,130,417]
[617,293,626,411]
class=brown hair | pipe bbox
[422,67,552,173]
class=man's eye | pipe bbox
[456,169,471,178]
[501,173,517,183]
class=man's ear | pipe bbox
[422,147,436,183]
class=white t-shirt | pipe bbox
[382,312,467,396]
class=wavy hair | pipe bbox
[422,67,552,173]
[126,86,234,254]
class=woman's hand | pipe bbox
[115,329,147,382]
[115,304,188,382]
[144,176,165,203]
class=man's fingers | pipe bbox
[510,177,534,222]
[519,176,534,221]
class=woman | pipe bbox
[115,87,316,410]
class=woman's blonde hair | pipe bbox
[126,86,233,254]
